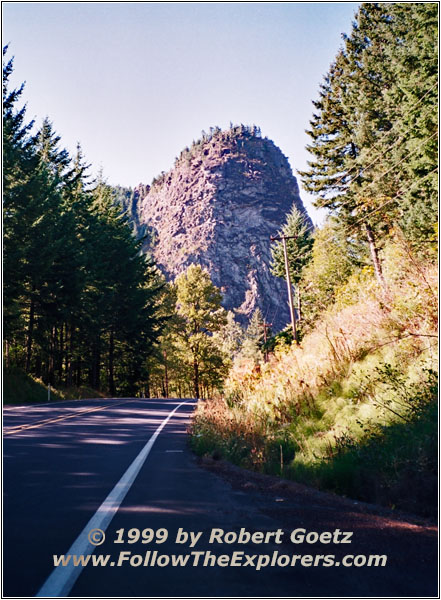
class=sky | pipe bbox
[3,2,360,226]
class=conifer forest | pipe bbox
[3,3,438,517]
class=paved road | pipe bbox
[3,398,438,598]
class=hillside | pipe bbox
[191,239,438,517]
[189,3,438,519]
[134,125,312,329]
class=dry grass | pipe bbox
[190,240,438,514]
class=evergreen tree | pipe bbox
[174,265,227,398]
[298,219,361,328]
[239,308,265,362]
[85,176,164,394]
[381,3,438,243]
[26,118,76,378]
[270,204,314,285]
[299,3,438,281]
[3,48,164,395]
[213,311,244,363]
[3,46,36,345]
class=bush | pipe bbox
[189,242,438,518]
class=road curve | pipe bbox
[3,398,437,598]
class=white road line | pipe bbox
[36,399,193,597]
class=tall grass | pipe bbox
[190,240,438,517]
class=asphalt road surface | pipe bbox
[3,398,438,598]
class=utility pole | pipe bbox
[270,234,298,343]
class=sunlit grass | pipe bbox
[190,242,438,516]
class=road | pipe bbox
[3,397,438,598]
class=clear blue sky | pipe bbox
[3,2,359,225]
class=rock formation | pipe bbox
[136,125,312,331]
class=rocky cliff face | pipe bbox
[136,126,312,331]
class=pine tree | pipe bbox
[3,46,36,344]
[174,265,227,398]
[239,308,265,362]
[213,311,244,363]
[21,119,76,376]
[299,3,438,282]
[298,219,362,328]
[83,176,163,394]
[382,3,438,243]
[270,204,313,285]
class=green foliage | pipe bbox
[3,48,164,397]
[192,358,437,516]
[144,287,246,400]
[213,311,244,363]
[264,328,294,353]
[238,308,266,362]
[3,366,107,405]
[354,364,437,423]
[174,123,263,168]
[174,265,228,398]
[189,6,438,518]
[379,3,438,245]
[299,3,438,262]
[190,239,438,516]
[297,219,363,328]
[270,204,313,285]
[293,373,438,517]
[175,264,225,331]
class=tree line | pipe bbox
[3,46,164,396]
[4,3,437,400]
[299,3,437,270]
[143,265,271,400]
[151,4,437,395]
[271,3,437,334]
[189,4,437,518]
[3,46,266,401]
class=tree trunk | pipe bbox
[145,371,150,399]
[365,224,387,289]
[25,291,35,373]
[67,323,75,386]
[35,353,42,378]
[93,337,101,391]
[131,361,141,398]
[108,329,115,396]
[163,350,169,398]
[58,323,64,385]
[193,357,200,399]
[5,340,10,368]
[76,360,81,387]
[48,326,55,385]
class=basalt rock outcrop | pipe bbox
[136,126,312,331]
